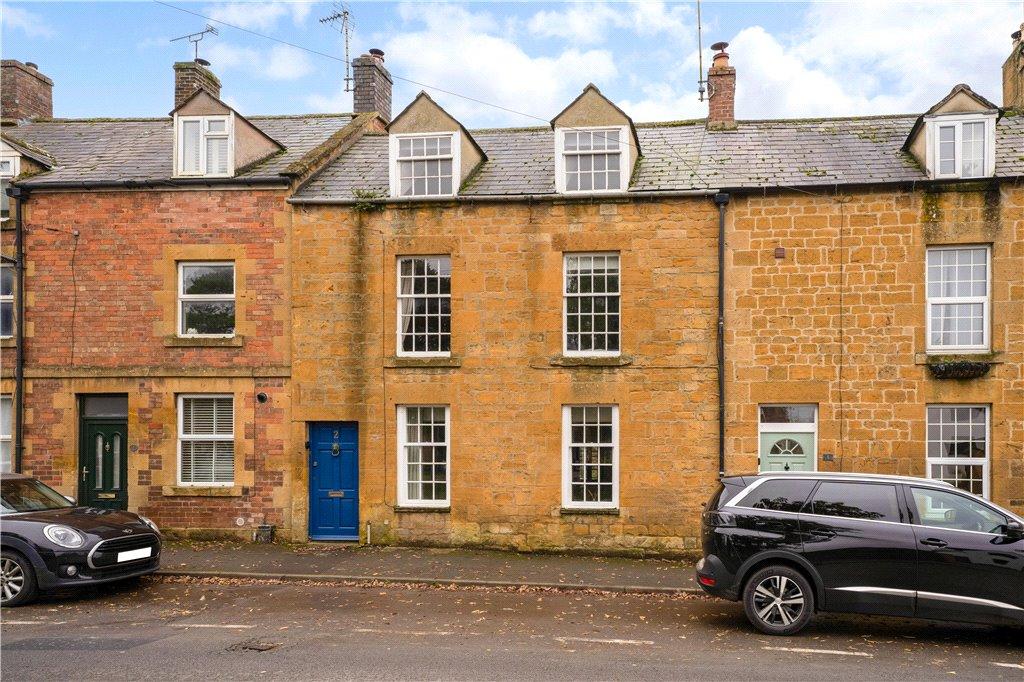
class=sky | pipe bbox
[2,1,1022,127]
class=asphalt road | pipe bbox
[2,577,1022,681]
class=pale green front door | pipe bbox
[759,432,815,472]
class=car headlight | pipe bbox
[43,524,85,549]
[138,515,160,534]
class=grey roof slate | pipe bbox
[8,114,353,187]
[295,113,1024,200]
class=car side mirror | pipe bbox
[1003,520,1023,539]
[64,495,77,505]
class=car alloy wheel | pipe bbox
[752,574,805,627]
[1,557,26,604]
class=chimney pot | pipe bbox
[1,59,54,122]
[706,40,736,130]
[352,48,393,123]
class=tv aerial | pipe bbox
[171,24,219,64]
[320,2,355,92]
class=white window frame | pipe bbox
[554,125,629,194]
[173,113,234,178]
[0,263,13,339]
[757,404,818,472]
[925,245,990,353]
[925,113,996,180]
[396,255,451,358]
[177,393,235,487]
[396,405,451,508]
[0,151,21,179]
[561,404,619,510]
[0,394,11,473]
[0,147,19,225]
[388,131,460,199]
[925,404,990,499]
[563,252,621,357]
[177,261,236,339]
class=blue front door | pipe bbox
[309,422,359,540]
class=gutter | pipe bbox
[5,185,27,473]
[288,188,720,205]
[16,177,290,191]
[713,192,731,478]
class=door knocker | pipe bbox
[332,443,340,456]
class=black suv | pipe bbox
[697,473,1024,635]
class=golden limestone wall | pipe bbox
[290,198,721,553]
[726,184,1023,514]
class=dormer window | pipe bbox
[176,115,233,177]
[555,126,628,193]
[927,115,995,179]
[0,151,19,223]
[389,133,459,198]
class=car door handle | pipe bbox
[920,538,948,548]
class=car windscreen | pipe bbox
[0,478,75,514]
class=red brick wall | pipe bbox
[17,190,289,369]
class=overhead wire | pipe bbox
[152,0,717,188]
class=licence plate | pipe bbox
[117,547,152,562]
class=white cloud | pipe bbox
[527,1,691,45]
[205,1,311,31]
[308,3,618,124]
[1,5,55,38]
[620,0,1020,121]
[206,42,313,81]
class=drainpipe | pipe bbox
[713,192,731,478]
[5,185,27,473]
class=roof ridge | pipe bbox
[17,113,353,124]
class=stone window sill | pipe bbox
[560,507,620,516]
[394,506,451,513]
[164,335,244,348]
[549,355,632,368]
[385,356,462,368]
[162,485,246,497]
[0,338,14,349]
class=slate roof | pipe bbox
[7,114,353,187]
[294,113,1024,201]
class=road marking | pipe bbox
[0,620,67,626]
[991,662,1024,670]
[556,636,654,646]
[762,646,872,658]
[170,624,256,630]
[354,628,453,636]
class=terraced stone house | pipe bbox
[285,35,1022,552]
[2,30,1022,552]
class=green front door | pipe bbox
[79,420,128,510]
[759,432,815,472]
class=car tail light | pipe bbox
[704,511,736,527]
[698,575,716,587]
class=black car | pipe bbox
[1,473,161,606]
[696,472,1024,635]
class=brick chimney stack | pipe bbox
[173,60,221,109]
[706,42,736,130]
[352,49,393,123]
[1004,24,1024,109]
[1,60,54,123]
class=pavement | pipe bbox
[3,577,1023,681]
[159,541,699,593]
